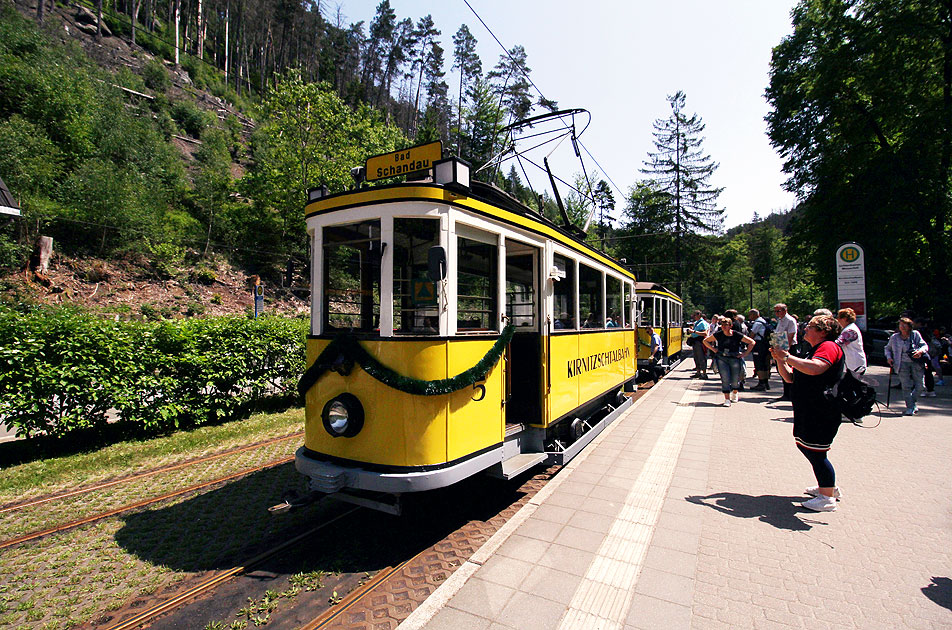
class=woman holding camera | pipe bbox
[885,317,929,415]
[770,315,845,512]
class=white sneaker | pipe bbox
[730,391,739,403]
[923,391,936,397]
[802,494,837,512]
[805,486,842,500]
[722,400,731,407]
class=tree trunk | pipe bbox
[131,0,141,45]
[196,0,203,59]
[173,0,181,66]
[224,0,229,83]
[31,236,53,273]
[36,0,45,24]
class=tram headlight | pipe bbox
[321,394,364,438]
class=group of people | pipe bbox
[685,304,946,514]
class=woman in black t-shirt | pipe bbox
[703,316,755,407]
[771,315,845,512]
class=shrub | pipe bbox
[170,100,212,139]
[142,58,171,93]
[0,306,307,438]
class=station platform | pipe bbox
[398,360,952,630]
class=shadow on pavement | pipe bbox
[686,492,817,531]
[922,576,952,611]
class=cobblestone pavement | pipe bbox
[406,362,952,630]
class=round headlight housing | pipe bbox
[321,393,364,438]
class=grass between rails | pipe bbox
[0,408,305,506]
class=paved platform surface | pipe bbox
[399,361,952,629]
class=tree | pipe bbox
[452,24,481,157]
[487,45,533,124]
[641,90,724,295]
[766,0,952,320]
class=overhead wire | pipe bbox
[462,0,627,225]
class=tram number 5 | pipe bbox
[472,383,486,401]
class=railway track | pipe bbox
[0,431,303,550]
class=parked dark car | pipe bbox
[864,327,892,365]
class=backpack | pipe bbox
[833,368,878,422]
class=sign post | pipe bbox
[835,242,867,330]
[254,282,264,318]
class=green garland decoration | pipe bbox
[298,324,516,397]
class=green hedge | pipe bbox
[0,306,307,439]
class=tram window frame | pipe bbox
[579,263,603,329]
[456,232,498,332]
[552,254,576,331]
[505,245,538,329]
[392,217,441,335]
[322,219,382,333]
[606,276,622,328]
[641,298,653,329]
[624,283,634,328]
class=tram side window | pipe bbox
[579,264,603,328]
[506,253,536,328]
[553,255,575,330]
[642,299,654,329]
[457,236,497,331]
[606,276,622,327]
[624,283,633,328]
[393,218,440,334]
[323,220,381,332]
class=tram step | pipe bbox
[491,452,547,480]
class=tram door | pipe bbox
[660,298,670,365]
[505,244,541,428]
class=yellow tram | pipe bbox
[634,282,684,370]
[294,147,666,513]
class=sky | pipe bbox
[336,0,800,229]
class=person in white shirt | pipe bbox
[772,303,798,402]
[835,308,867,376]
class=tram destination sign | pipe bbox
[365,141,442,182]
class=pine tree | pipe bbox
[452,24,481,157]
[641,90,724,294]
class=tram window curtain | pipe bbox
[606,276,622,327]
[457,235,497,331]
[323,220,381,332]
[579,264,603,329]
[553,254,575,330]
[393,218,440,335]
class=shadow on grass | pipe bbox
[0,395,299,469]
[114,461,531,576]
[686,492,817,531]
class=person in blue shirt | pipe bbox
[688,310,710,379]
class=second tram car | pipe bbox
[293,148,682,513]
[635,282,684,372]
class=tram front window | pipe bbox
[457,236,497,331]
[579,264,603,328]
[393,218,440,334]
[323,220,381,331]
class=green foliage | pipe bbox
[766,0,952,320]
[171,99,213,138]
[0,115,64,195]
[142,58,171,92]
[0,306,307,439]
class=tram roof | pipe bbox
[635,282,680,301]
[305,181,635,281]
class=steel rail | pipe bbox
[103,506,362,630]
[0,431,303,515]
[0,455,296,550]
